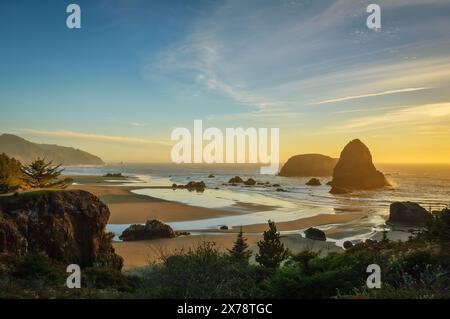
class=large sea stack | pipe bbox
[330,139,389,193]
[279,154,337,177]
[0,190,123,269]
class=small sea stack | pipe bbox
[306,178,321,186]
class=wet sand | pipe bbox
[69,183,237,224]
[66,175,367,270]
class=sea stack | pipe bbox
[279,154,337,177]
[330,139,389,193]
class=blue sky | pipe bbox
[1,0,450,163]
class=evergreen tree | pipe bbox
[228,227,252,262]
[0,153,23,193]
[21,158,65,188]
[256,220,289,269]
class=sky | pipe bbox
[1,0,450,164]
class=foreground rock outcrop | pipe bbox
[279,154,337,177]
[387,202,432,226]
[0,190,123,269]
[119,219,177,241]
[330,139,389,193]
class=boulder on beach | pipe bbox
[219,225,229,230]
[387,202,432,226]
[244,178,256,186]
[279,154,337,177]
[119,219,177,241]
[330,139,389,193]
[306,178,321,186]
[304,227,326,241]
[228,176,244,183]
[343,241,354,249]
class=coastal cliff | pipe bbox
[0,190,122,269]
[0,134,104,165]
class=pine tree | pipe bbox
[21,158,65,188]
[228,226,252,262]
[256,220,289,269]
[0,153,23,193]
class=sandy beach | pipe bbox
[67,175,369,269]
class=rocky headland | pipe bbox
[0,190,123,269]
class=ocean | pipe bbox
[64,163,450,243]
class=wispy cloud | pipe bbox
[150,0,450,124]
[23,129,171,146]
[207,110,302,121]
[130,122,146,127]
[314,87,430,105]
[336,102,450,131]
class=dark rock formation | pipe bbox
[172,181,206,192]
[244,178,256,186]
[228,176,244,184]
[279,154,337,177]
[304,227,326,241]
[185,181,206,192]
[208,174,215,178]
[276,188,288,192]
[219,225,229,230]
[343,241,354,249]
[306,178,321,186]
[330,139,389,193]
[119,219,176,241]
[0,190,123,269]
[387,202,432,226]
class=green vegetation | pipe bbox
[228,226,252,263]
[21,158,66,189]
[0,153,23,193]
[255,220,289,269]
[1,216,450,299]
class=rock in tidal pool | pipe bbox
[119,219,176,241]
[306,178,321,186]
